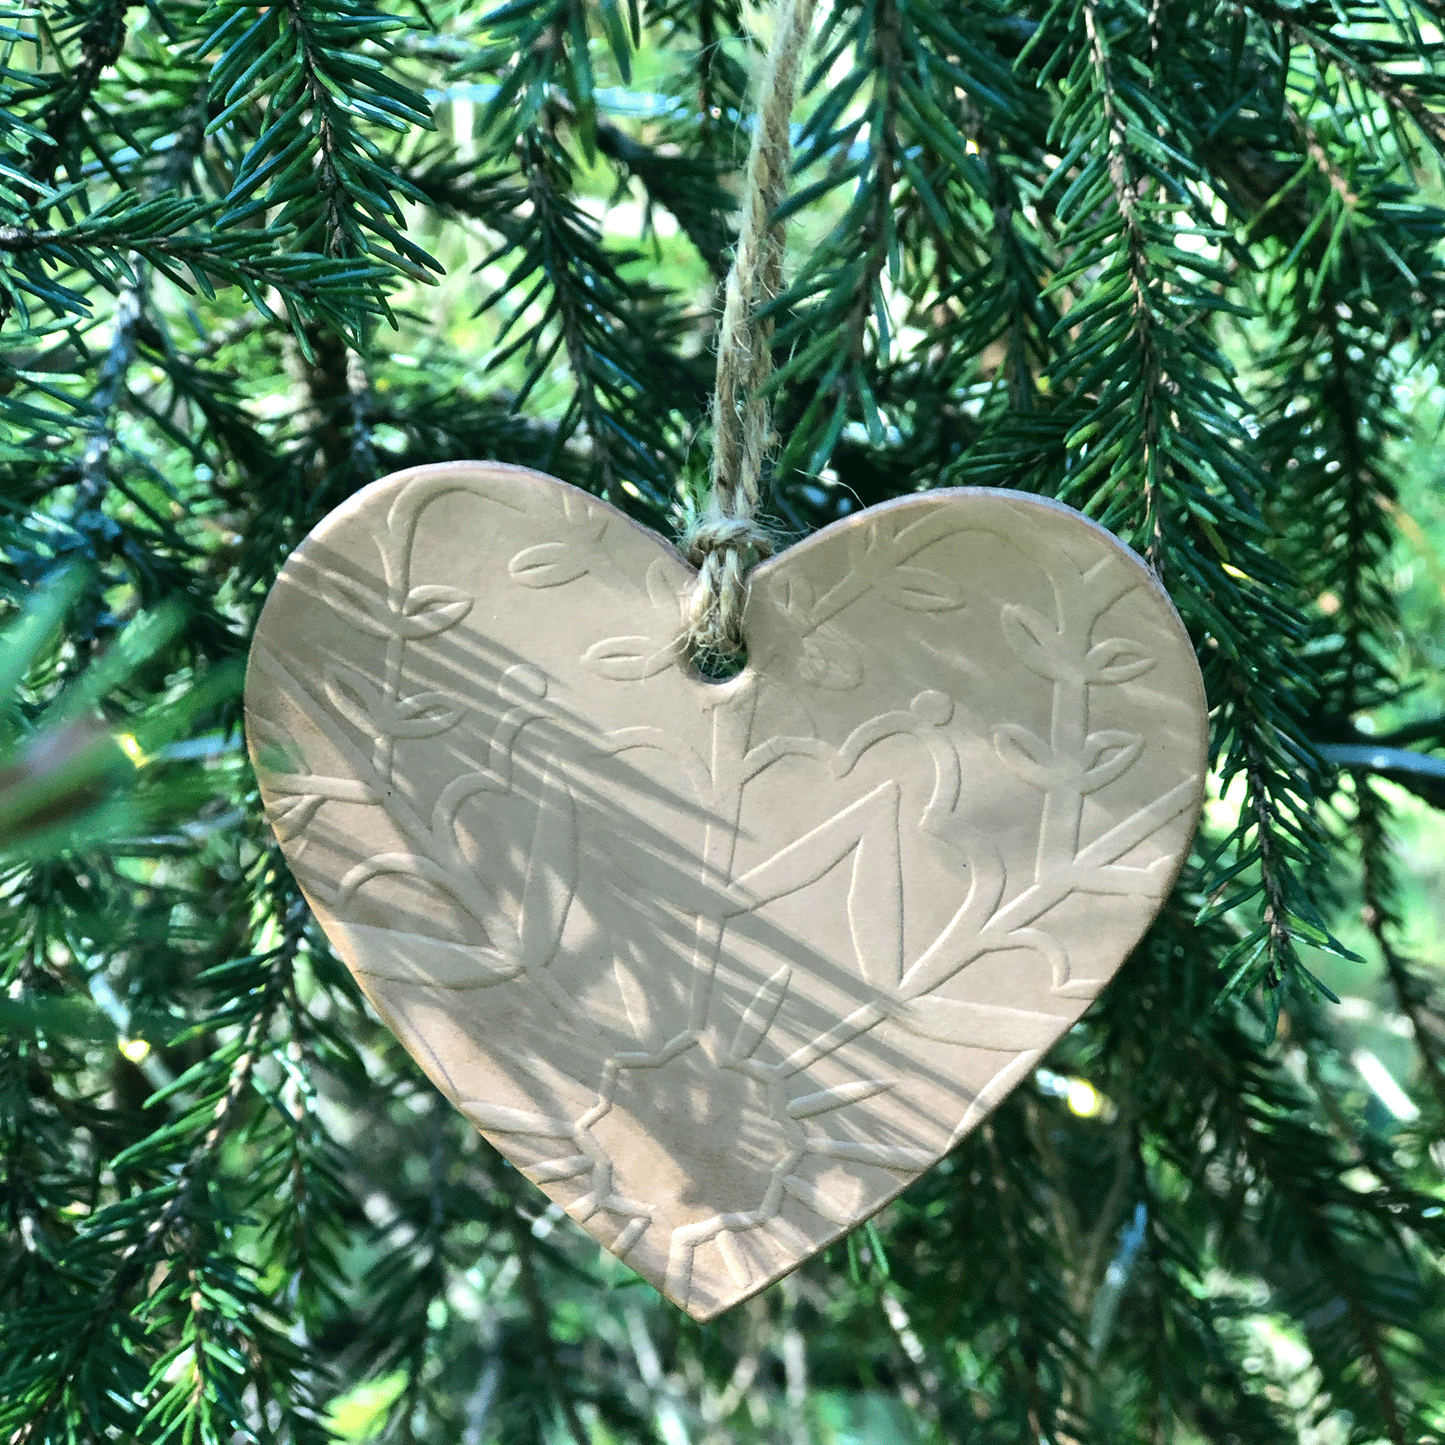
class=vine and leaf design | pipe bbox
[248,471,1201,1312]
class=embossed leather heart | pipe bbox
[245,463,1207,1319]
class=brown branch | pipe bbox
[698,0,719,145]
[1287,105,1361,211]
[1322,330,1378,704]
[874,1283,945,1427]
[0,225,65,250]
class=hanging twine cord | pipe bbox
[682,0,816,659]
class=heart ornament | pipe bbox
[246,463,1207,1319]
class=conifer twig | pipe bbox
[1079,0,1167,572]
[982,1122,1046,1444]
[21,0,132,196]
[1242,1,1445,151]
[9,941,291,1445]
[1355,786,1445,1112]
[504,1175,590,1445]
[1192,1040,1407,1445]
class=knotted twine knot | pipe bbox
[683,507,777,656]
[680,0,816,663]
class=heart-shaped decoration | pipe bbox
[246,463,1207,1319]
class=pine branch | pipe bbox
[771,0,908,477]
[1355,784,1445,1113]
[1194,1039,1410,1445]
[6,0,1445,1434]
[510,1198,592,1445]
[1026,0,1349,1008]
[405,76,735,275]
[7,929,292,1442]
[592,114,733,281]
[980,1121,1048,1444]
[1240,0,1445,152]
[1206,662,1341,1009]
[20,0,134,197]
[523,130,619,501]
[203,0,437,285]
[1077,0,1166,570]
[1,196,398,335]
[474,0,599,145]
[479,123,686,507]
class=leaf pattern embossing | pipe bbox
[399,584,472,635]
[583,635,678,681]
[881,564,966,612]
[326,663,461,740]
[246,465,1207,1320]
[509,541,590,588]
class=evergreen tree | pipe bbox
[3,0,1445,1440]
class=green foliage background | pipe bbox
[3,0,1445,1440]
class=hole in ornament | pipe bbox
[686,643,748,683]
